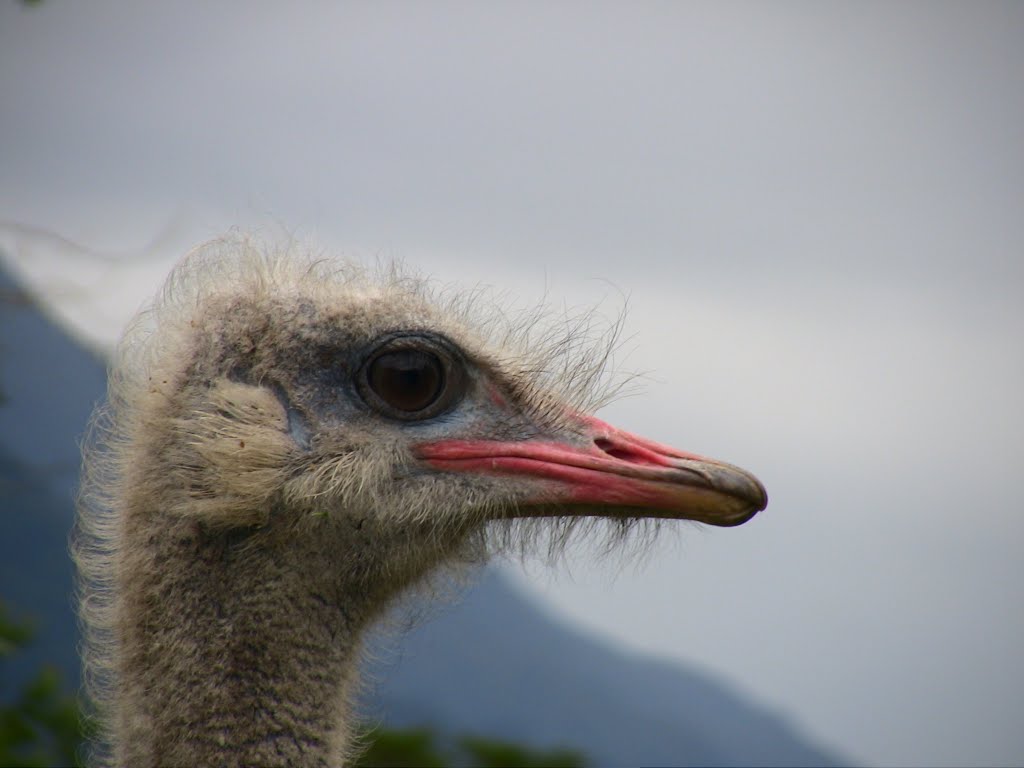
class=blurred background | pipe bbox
[1,2,1022,766]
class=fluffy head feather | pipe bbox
[73,234,638,761]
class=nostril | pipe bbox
[594,437,655,465]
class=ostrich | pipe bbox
[74,236,767,766]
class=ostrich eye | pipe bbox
[368,350,443,412]
[357,336,466,420]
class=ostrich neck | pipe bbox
[114,511,372,767]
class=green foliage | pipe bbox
[356,727,447,767]
[0,603,87,767]
[458,734,585,767]
[354,726,586,768]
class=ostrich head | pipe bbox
[75,236,766,765]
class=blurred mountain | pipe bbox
[0,259,106,693]
[0,256,844,766]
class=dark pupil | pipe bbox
[368,349,444,412]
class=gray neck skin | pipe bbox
[112,513,373,767]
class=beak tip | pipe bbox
[690,461,767,526]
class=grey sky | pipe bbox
[2,2,1022,765]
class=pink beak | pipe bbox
[415,416,767,527]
